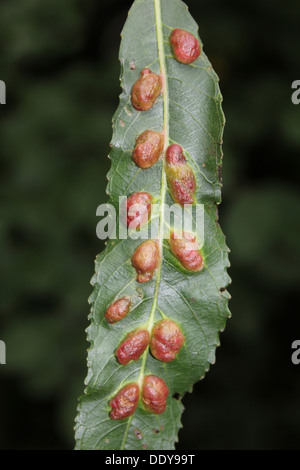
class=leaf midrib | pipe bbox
[121,0,169,449]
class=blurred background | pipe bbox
[0,0,299,450]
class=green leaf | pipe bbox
[75,0,230,450]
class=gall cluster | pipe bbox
[106,28,203,420]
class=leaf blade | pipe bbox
[75,0,230,450]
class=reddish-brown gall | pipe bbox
[116,329,150,365]
[132,130,164,169]
[166,144,186,165]
[142,375,169,414]
[170,29,201,64]
[127,192,153,229]
[105,297,132,324]
[132,240,159,283]
[169,231,204,272]
[150,319,185,362]
[109,383,140,420]
[166,144,196,205]
[131,68,162,111]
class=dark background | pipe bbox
[0,0,299,450]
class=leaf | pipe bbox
[75,0,230,450]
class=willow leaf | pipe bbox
[75,0,230,450]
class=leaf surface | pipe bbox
[75,0,230,450]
